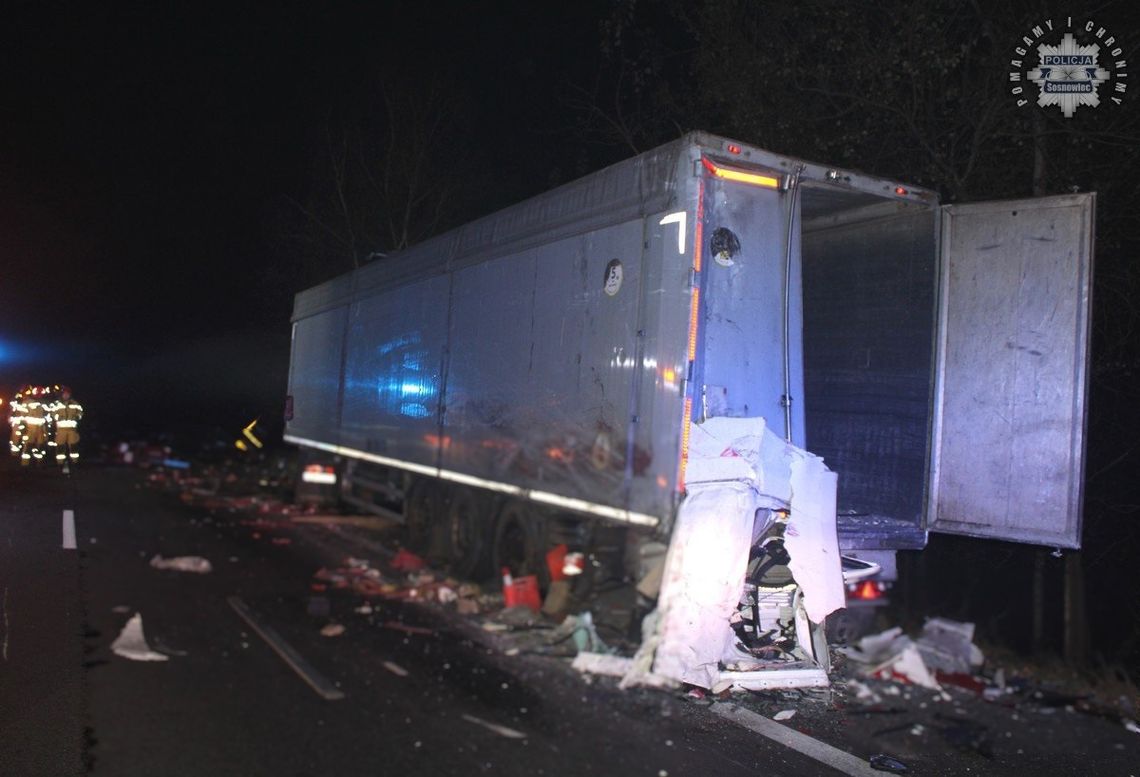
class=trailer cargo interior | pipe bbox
[284,132,1092,687]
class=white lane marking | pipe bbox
[461,713,527,740]
[713,703,882,777]
[62,510,77,550]
[2,587,8,661]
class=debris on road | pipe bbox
[773,709,796,721]
[381,621,433,636]
[868,753,908,773]
[460,713,527,740]
[840,627,941,690]
[111,613,170,662]
[320,623,346,637]
[572,652,633,678]
[390,548,425,572]
[150,554,212,574]
[914,618,984,675]
[382,660,409,677]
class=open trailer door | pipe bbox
[928,193,1094,548]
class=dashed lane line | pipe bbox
[62,510,76,550]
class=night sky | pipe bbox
[1,1,611,442]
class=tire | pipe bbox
[403,479,439,556]
[492,501,550,589]
[442,489,493,580]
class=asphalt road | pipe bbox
[3,457,1137,777]
[0,459,840,777]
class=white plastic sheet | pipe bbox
[150,555,212,574]
[111,613,169,662]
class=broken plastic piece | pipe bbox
[773,710,796,721]
[320,623,345,637]
[382,660,409,677]
[111,613,169,662]
[149,555,212,573]
[390,548,426,572]
[502,575,541,612]
[572,652,633,677]
[915,617,984,674]
[869,753,908,773]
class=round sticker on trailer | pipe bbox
[603,259,623,296]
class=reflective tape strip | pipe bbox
[284,434,660,528]
[57,420,79,428]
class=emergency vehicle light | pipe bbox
[701,157,780,189]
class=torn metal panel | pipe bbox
[632,417,843,691]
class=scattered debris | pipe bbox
[868,753,908,773]
[354,604,374,615]
[841,628,941,690]
[1123,719,1140,734]
[150,555,212,573]
[461,713,526,739]
[390,548,426,572]
[111,613,169,662]
[382,660,409,677]
[320,623,346,637]
[915,618,984,675]
[572,652,633,678]
[501,571,541,612]
[773,710,796,721]
[382,621,433,636]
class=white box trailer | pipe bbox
[284,131,1092,682]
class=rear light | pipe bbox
[726,144,742,154]
[847,580,887,601]
[894,186,908,196]
[302,464,337,485]
[701,157,780,188]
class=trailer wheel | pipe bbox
[403,480,437,555]
[492,501,549,589]
[443,489,493,580]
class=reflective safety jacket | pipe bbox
[24,400,46,426]
[8,397,27,428]
[51,398,84,428]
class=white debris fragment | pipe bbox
[461,713,526,739]
[149,555,212,574]
[773,710,796,721]
[915,617,984,674]
[1124,719,1140,734]
[111,613,169,662]
[382,661,409,677]
[320,623,346,637]
[573,652,634,677]
[871,644,941,690]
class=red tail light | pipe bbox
[850,580,885,601]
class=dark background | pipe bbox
[2,1,1138,672]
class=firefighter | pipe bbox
[21,387,48,464]
[51,386,83,466]
[8,388,28,456]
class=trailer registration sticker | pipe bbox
[603,259,624,296]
